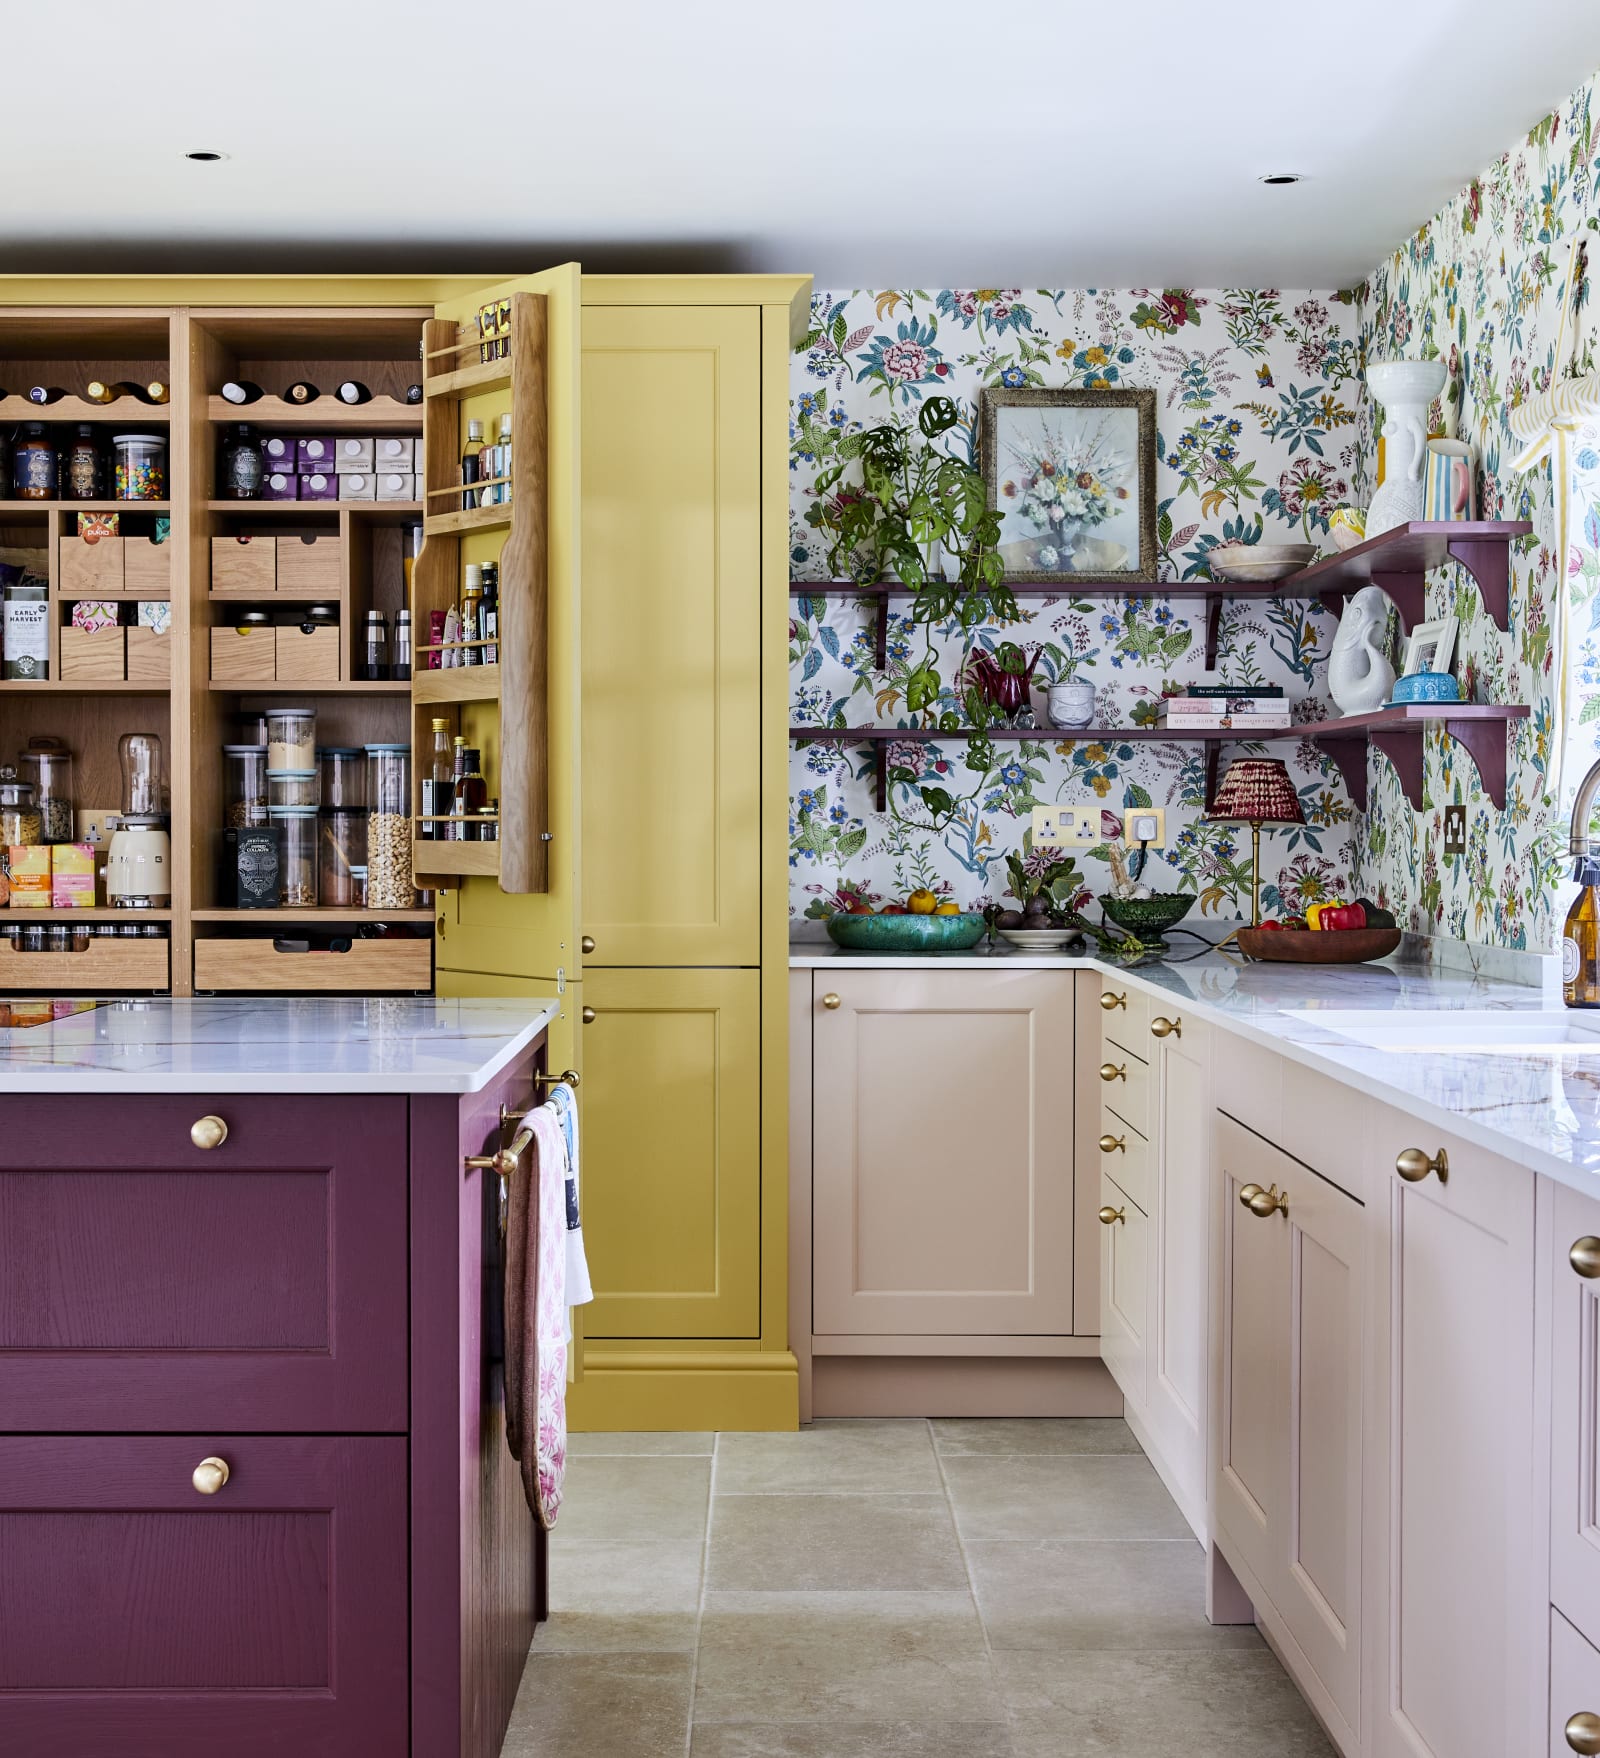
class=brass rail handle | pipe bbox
[1395,1147,1448,1185]
[1100,991,1126,1012]
[1098,1133,1126,1154]
[466,1126,534,1180]
[1099,1062,1127,1083]
[1098,1205,1126,1226]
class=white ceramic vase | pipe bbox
[1048,678,1097,728]
[1327,584,1396,714]
[1365,359,1447,537]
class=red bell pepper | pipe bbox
[1320,902,1367,931]
[1255,920,1285,931]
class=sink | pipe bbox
[1285,1008,1600,1053]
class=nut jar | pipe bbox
[267,768,318,810]
[318,808,367,909]
[364,743,415,909]
[269,805,318,906]
[223,744,268,828]
[18,739,74,843]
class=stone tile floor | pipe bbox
[503,1418,1335,1757]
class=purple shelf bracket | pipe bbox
[1313,734,1371,813]
[1444,714,1512,809]
[1447,538,1512,633]
[1202,743,1222,812]
[1369,570,1428,630]
[1368,729,1427,810]
[1204,597,1223,670]
[875,596,889,671]
[874,744,887,812]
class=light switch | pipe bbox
[1123,808,1166,848]
[1032,805,1099,847]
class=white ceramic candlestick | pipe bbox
[1365,359,1447,537]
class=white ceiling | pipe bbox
[7,0,1600,288]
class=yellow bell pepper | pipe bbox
[1305,899,1343,931]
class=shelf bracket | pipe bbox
[1352,570,1428,631]
[1203,597,1223,671]
[1368,729,1426,810]
[875,596,889,671]
[874,744,887,812]
[1313,734,1370,813]
[1444,714,1512,809]
[1446,537,1512,633]
[1202,743,1221,812]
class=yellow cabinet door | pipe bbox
[579,306,762,968]
[580,967,761,1339]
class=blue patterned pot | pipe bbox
[1388,671,1460,705]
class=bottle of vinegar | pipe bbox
[1565,858,1600,1008]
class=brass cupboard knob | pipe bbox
[580,936,595,954]
[1099,1062,1127,1083]
[822,993,842,1010]
[1243,1183,1289,1219]
[1150,1016,1181,1040]
[1395,1147,1448,1185]
[1098,1133,1126,1154]
[192,1456,230,1495]
[581,1006,596,1025]
[1566,1712,1600,1755]
[190,1115,227,1150]
[1100,990,1126,1012]
[1573,1237,1600,1279]
[1097,1205,1126,1226]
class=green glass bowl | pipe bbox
[1098,893,1196,938]
[825,912,989,953]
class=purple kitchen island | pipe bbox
[0,995,563,1758]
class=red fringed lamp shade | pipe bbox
[1206,758,1305,826]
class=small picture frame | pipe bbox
[1400,615,1459,677]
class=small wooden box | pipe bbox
[211,623,277,684]
[212,534,275,594]
[124,538,171,597]
[60,536,124,596]
[275,620,342,682]
[277,534,341,596]
[60,625,126,682]
[194,934,431,993]
[126,628,171,684]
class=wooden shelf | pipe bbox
[0,679,168,695]
[423,505,511,539]
[1285,520,1532,632]
[49,587,169,603]
[191,908,435,924]
[412,664,501,704]
[412,839,500,878]
[206,679,410,694]
[207,395,422,429]
[207,500,422,515]
[0,500,171,515]
[209,588,345,603]
[2,908,171,923]
[0,397,169,424]
[423,360,512,400]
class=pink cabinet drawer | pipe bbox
[0,1095,408,1432]
[0,1434,407,1757]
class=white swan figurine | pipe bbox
[1327,585,1396,715]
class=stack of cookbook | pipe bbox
[1154,686,1292,730]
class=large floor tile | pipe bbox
[942,1453,1192,1543]
[708,1492,964,1592]
[691,1720,1012,1756]
[543,1538,704,1651]
[568,1430,715,1456]
[1000,1650,1336,1756]
[716,1419,941,1494]
[552,1455,711,1545]
[968,1538,1261,1652]
[932,1418,1139,1457]
[694,1591,1000,1725]
[502,1651,694,1758]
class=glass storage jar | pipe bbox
[267,769,318,810]
[364,743,415,909]
[318,808,367,909]
[0,772,42,849]
[18,740,74,843]
[317,746,365,810]
[266,706,316,771]
[111,432,166,500]
[269,805,318,906]
[223,744,268,828]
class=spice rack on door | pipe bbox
[410,290,547,891]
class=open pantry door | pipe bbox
[413,265,582,993]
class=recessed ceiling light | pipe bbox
[1259,173,1303,186]
[185,150,228,162]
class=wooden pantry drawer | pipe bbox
[123,534,172,596]
[1099,975,1151,1044]
[1098,1041,1152,1138]
[0,1093,408,1432]
[0,934,167,991]
[211,532,275,594]
[211,622,276,683]
[59,533,124,594]
[59,624,126,681]
[0,1434,407,1758]
[1098,1101,1152,1213]
[194,933,432,994]
[277,533,341,596]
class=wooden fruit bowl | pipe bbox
[1236,926,1402,965]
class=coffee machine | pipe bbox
[102,733,170,909]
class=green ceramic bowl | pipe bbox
[825,912,989,953]
[1098,893,1196,939]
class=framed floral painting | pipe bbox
[979,387,1157,584]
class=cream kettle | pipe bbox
[102,815,171,908]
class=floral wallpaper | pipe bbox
[1358,69,1600,950]
[789,287,1367,923]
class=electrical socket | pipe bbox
[1123,807,1166,849]
[1442,803,1467,857]
[1032,805,1099,848]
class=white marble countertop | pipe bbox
[0,997,559,1094]
[790,939,1600,1196]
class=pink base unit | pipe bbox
[0,1035,552,1758]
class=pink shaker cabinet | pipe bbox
[0,1048,549,1758]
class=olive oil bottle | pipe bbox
[1563,858,1600,1007]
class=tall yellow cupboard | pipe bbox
[439,275,811,1430]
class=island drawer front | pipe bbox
[1098,1100,1152,1213]
[193,934,433,993]
[1100,1044,1152,1139]
[1099,976,1151,1041]
[0,1434,408,1757]
[0,1095,409,1432]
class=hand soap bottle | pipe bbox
[1564,858,1600,1007]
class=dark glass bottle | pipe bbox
[446,736,468,840]
[1565,858,1600,1008]
[451,747,487,842]
[480,563,499,664]
[64,426,100,500]
[335,380,372,404]
[221,424,264,500]
[403,382,423,404]
[283,380,321,404]
[14,424,57,499]
[26,386,66,405]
